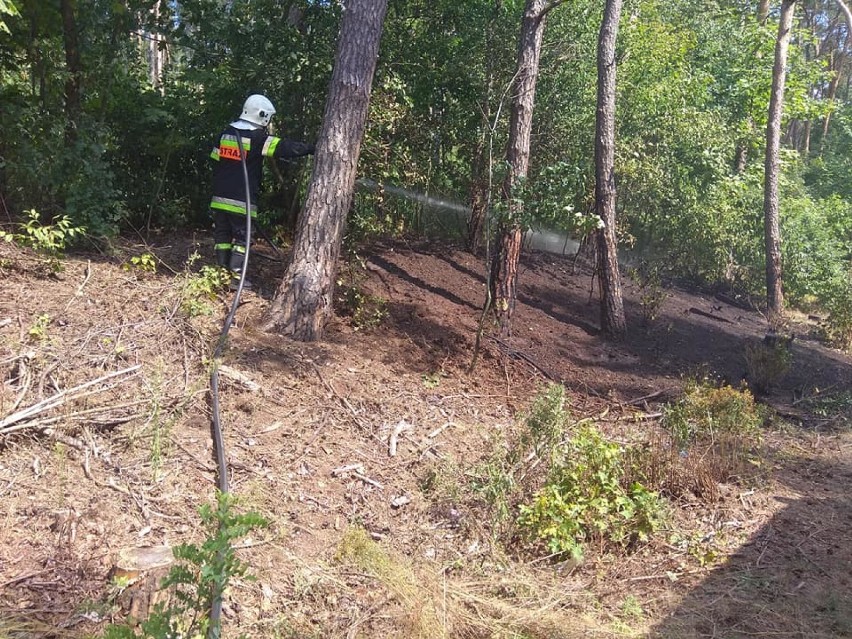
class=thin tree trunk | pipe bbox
[763,0,796,319]
[60,0,82,145]
[758,0,770,24]
[467,0,504,255]
[491,0,549,337]
[262,0,388,341]
[820,64,840,151]
[595,0,626,339]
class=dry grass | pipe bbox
[334,527,629,639]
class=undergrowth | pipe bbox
[104,492,267,639]
[447,381,768,565]
[518,425,664,562]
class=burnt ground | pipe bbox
[0,232,850,638]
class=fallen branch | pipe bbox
[352,472,384,490]
[312,362,371,431]
[218,364,261,392]
[388,420,412,457]
[63,260,92,313]
[687,307,733,324]
[428,421,453,439]
[0,365,141,435]
[490,337,560,381]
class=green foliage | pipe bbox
[334,254,388,331]
[0,209,85,272]
[179,262,232,318]
[0,0,850,334]
[123,252,158,274]
[27,313,51,342]
[335,282,388,331]
[663,380,765,449]
[517,425,664,561]
[0,0,18,34]
[470,443,518,527]
[663,380,766,481]
[744,337,793,393]
[628,263,670,325]
[104,492,268,639]
[803,390,852,428]
[469,383,569,530]
[521,382,568,458]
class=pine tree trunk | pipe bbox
[764,0,796,319]
[491,0,548,337]
[262,0,388,341]
[595,0,626,339]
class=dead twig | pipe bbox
[312,362,371,431]
[490,336,560,381]
[63,260,92,312]
[388,419,412,457]
[0,364,141,435]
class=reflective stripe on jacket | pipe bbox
[209,126,313,215]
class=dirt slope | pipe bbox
[0,234,850,638]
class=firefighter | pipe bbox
[209,94,314,288]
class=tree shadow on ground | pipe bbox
[366,255,480,312]
[650,444,852,638]
[512,253,852,408]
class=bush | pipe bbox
[517,425,664,561]
[651,380,765,494]
[469,383,568,530]
[744,336,793,393]
[104,492,267,639]
[663,380,764,446]
[179,262,232,318]
[0,209,85,273]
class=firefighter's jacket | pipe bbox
[209,124,313,216]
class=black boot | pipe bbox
[215,248,231,269]
[228,248,252,290]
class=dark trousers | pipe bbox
[213,209,248,252]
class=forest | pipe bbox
[1,0,851,638]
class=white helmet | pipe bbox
[240,94,276,127]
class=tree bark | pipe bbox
[763,0,796,319]
[594,0,626,339]
[820,57,841,150]
[262,0,388,341]
[758,0,770,24]
[60,0,82,145]
[490,0,548,337]
[466,1,501,255]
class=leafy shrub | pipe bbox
[650,380,765,494]
[0,209,85,272]
[628,263,670,325]
[744,336,793,392]
[521,382,568,458]
[179,264,232,318]
[104,492,267,639]
[335,283,388,330]
[123,252,158,274]
[517,426,664,561]
[663,380,764,447]
[469,383,569,529]
[821,272,852,351]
